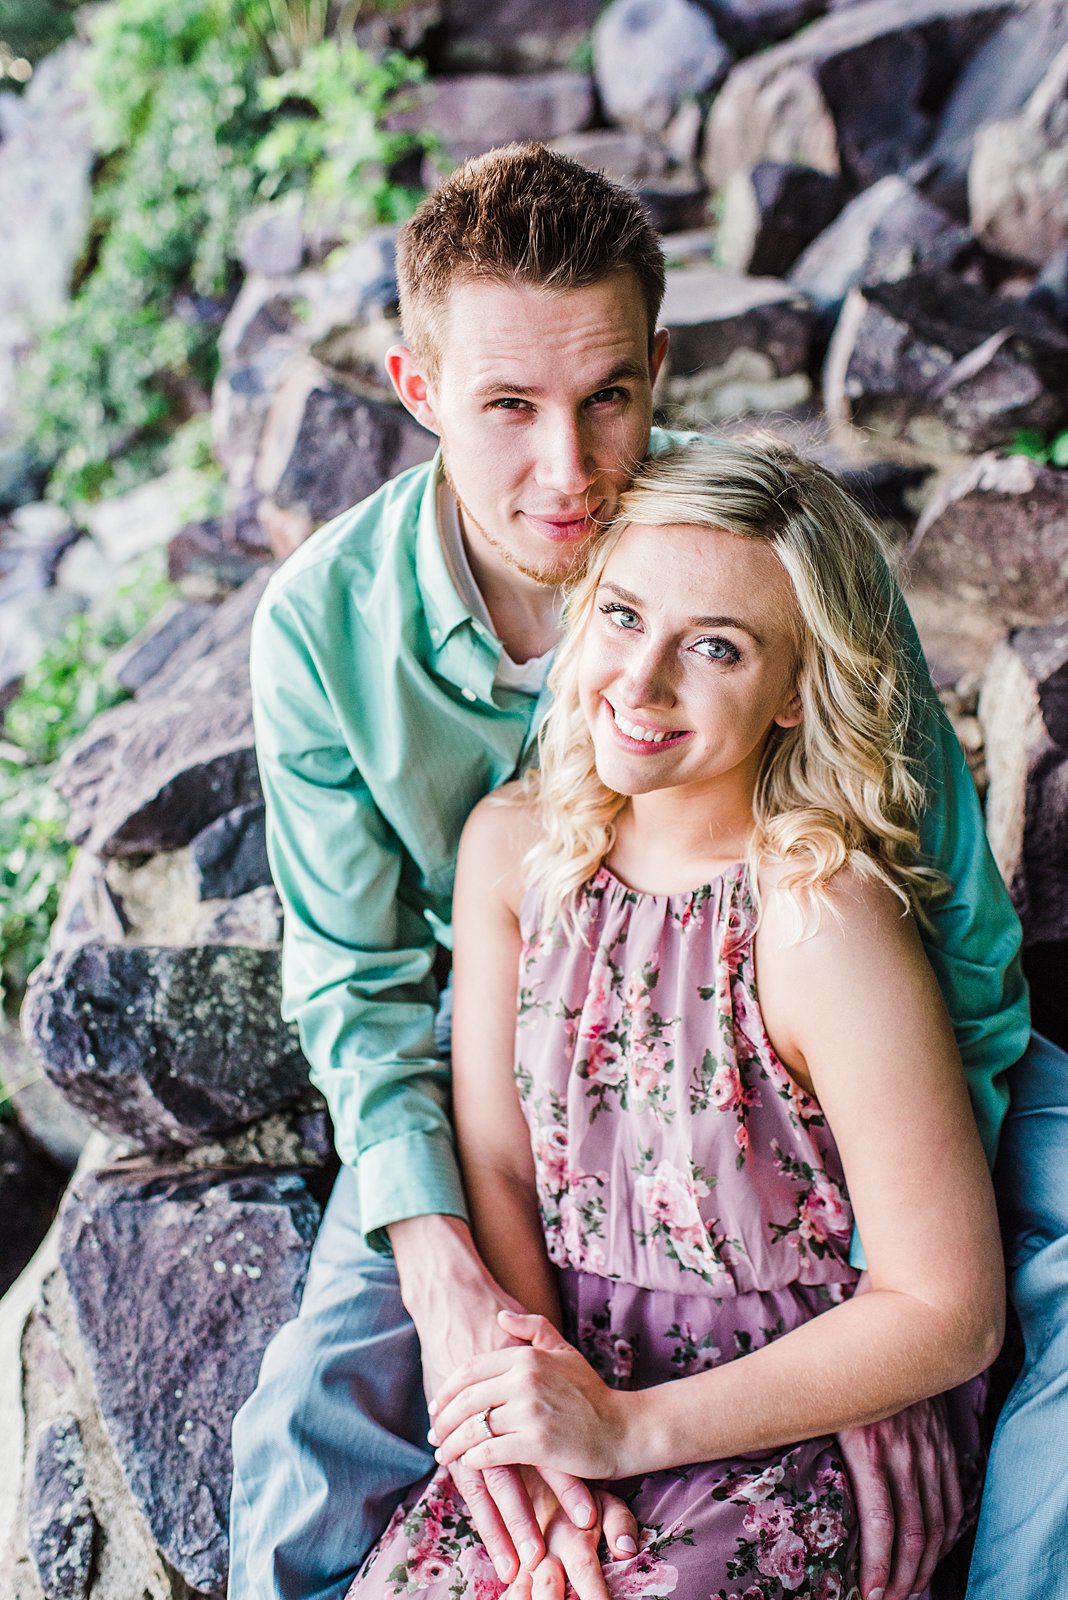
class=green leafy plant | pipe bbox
[16,0,429,506]
[0,554,178,1016]
[1008,427,1068,468]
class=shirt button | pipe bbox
[431,628,441,642]
[461,687,477,702]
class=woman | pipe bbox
[348,438,1003,1600]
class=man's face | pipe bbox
[388,271,668,588]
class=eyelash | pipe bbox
[598,604,742,665]
[488,388,629,412]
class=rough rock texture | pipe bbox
[59,1166,322,1594]
[434,0,603,71]
[593,0,732,133]
[923,0,1068,212]
[658,268,814,416]
[980,623,1068,946]
[255,357,435,556]
[907,453,1068,626]
[969,43,1068,267]
[191,804,271,902]
[716,162,844,277]
[392,70,594,163]
[25,1416,96,1600]
[823,270,1068,455]
[107,599,217,697]
[703,0,1011,194]
[548,130,711,230]
[0,44,94,432]
[789,175,973,312]
[0,1123,67,1300]
[23,942,307,1150]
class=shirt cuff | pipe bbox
[356,1126,470,1255]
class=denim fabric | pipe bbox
[227,1166,434,1600]
[967,1031,1068,1598]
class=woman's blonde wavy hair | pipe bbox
[524,436,943,931]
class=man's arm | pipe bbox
[251,586,464,1250]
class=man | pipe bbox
[228,144,1052,1600]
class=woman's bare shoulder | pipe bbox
[459,781,542,913]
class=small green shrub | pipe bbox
[0,553,178,1015]
[1008,428,1068,468]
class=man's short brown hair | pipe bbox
[396,142,666,376]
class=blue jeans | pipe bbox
[966,1031,1068,1598]
[228,1034,1068,1600]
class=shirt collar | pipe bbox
[414,451,475,651]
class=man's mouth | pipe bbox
[605,699,690,749]
[523,508,602,543]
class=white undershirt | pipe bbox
[436,482,554,697]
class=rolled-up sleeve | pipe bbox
[250,588,468,1253]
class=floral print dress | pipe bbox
[347,863,984,1600]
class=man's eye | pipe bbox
[600,602,641,630]
[693,637,741,664]
[489,397,531,411]
[588,387,627,406]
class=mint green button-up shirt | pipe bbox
[250,437,1029,1255]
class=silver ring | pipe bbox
[478,1406,496,1440]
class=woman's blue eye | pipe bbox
[600,602,641,629]
[694,637,740,664]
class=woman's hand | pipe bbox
[429,1310,639,1481]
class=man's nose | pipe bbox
[535,414,596,498]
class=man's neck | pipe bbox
[457,511,564,664]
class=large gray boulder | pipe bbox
[593,0,732,134]
[658,267,815,417]
[823,270,1068,456]
[969,43,1068,268]
[391,70,594,164]
[25,1416,95,1600]
[907,453,1068,627]
[703,0,1011,194]
[434,0,603,71]
[59,1166,322,1595]
[980,622,1068,947]
[716,162,844,278]
[23,942,308,1150]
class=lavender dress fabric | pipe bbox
[347,864,984,1600]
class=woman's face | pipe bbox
[577,520,803,805]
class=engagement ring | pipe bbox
[478,1407,496,1440]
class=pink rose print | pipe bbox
[635,1159,709,1229]
[629,1041,669,1103]
[623,972,654,1015]
[406,1551,451,1588]
[756,1528,808,1589]
[742,1499,794,1540]
[735,1123,750,1158]
[800,1177,852,1244]
[458,1541,506,1600]
[710,1059,743,1111]
[798,1504,846,1554]
[583,1036,626,1086]
[534,1124,568,1189]
[813,1569,843,1599]
[735,1464,786,1503]
[604,1532,679,1600]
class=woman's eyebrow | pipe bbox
[598,581,766,645]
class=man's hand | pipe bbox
[507,1486,640,1600]
[836,1393,964,1600]
[389,1216,631,1591]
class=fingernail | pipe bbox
[520,1541,539,1566]
[570,1501,593,1528]
[616,1536,637,1555]
[427,1399,438,1415]
[434,1449,443,1465]
[427,1427,438,1445]
[869,1590,885,1600]
[495,1556,513,1581]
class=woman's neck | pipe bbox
[606,784,757,897]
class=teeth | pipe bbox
[612,707,674,743]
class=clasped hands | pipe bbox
[431,1309,967,1600]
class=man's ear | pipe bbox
[651,327,670,384]
[385,345,441,435]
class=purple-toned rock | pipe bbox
[255,357,434,557]
[107,599,216,697]
[23,942,306,1150]
[658,267,814,416]
[235,196,304,278]
[924,0,1068,213]
[434,0,603,71]
[191,803,271,901]
[717,163,844,277]
[703,0,1011,195]
[969,44,1068,269]
[392,70,593,164]
[789,175,973,312]
[706,0,827,50]
[907,453,1068,627]
[59,1165,321,1594]
[26,1415,96,1600]
[823,270,1068,456]
[980,622,1068,948]
[593,0,731,134]
[549,130,708,231]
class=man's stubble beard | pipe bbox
[442,453,597,590]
